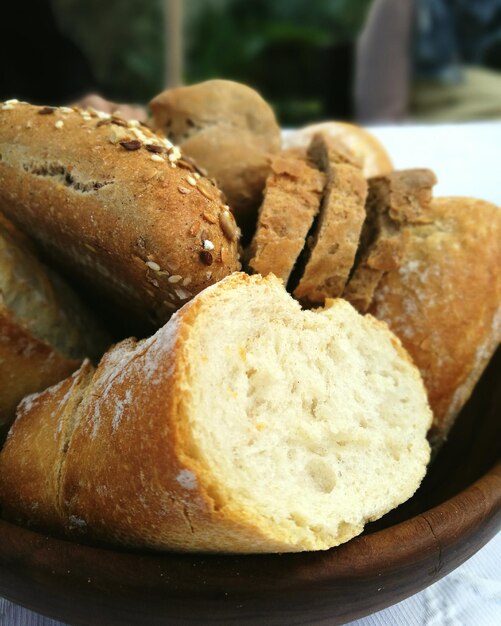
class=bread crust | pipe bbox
[294,135,367,304]
[343,169,437,312]
[0,102,240,331]
[283,121,393,178]
[247,150,325,283]
[0,223,108,437]
[368,197,501,448]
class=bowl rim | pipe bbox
[1,458,500,625]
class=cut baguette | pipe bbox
[247,150,325,283]
[0,273,432,553]
[293,134,367,304]
[343,169,437,312]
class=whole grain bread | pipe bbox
[247,149,325,284]
[0,222,108,438]
[0,100,240,333]
[0,273,432,553]
[343,169,437,312]
[367,197,501,450]
[293,134,367,305]
[150,80,281,231]
[283,121,393,178]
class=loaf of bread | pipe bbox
[293,133,367,304]
[0,220,108,439]
[0,273,432,553]
[0,100,240,332]
[247,149,325,284]
[283,121,393,178]
[150,80,281,232]
[365,197,501,450]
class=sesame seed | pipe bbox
[194,172,201,179]
[203,239,215,251]
[127,120,140,128]
[5,99,19,105]
[151,154,164,162]
[145,260,161,272]
[168,152,178,162]
[182,277,192,287]
[168,275,182,283]
[178,186,191,194]
[174,287,191,300]
[186,175,197,186]
[55,120,64,129]
[1,104,13,110]
[81,113,92,121]
[202,212,218,224]
[60,106,73,113]
[96,110,111,120]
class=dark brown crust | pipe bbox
[368,197,501,449]
[0,102,240,331]
[247,151,325,283]
[343,169,437,312]
[293,135,367,304]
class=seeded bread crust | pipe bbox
[343,169,437,313]
[0,101,241,331]
[0,273,432,553]
[283,121,393,178]
[293,135,367,305]
[150,80,281,223]
[247,150,325,283]
[368,197,501,449]
[0,224,108,438]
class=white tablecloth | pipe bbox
[1,121,500,625]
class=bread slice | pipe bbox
[367,197,501,450]
[283,121,393,178]
[0,273,432,553]
[343,169,437,312]
[293,134,367,304]
[247,150,325,284]
[0,223,108,438]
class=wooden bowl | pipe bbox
[1,347,500,626]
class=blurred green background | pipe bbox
[52,0,372,125]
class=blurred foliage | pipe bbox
[186,0,373,123]
[52,0,165,103]
[52,0,372,123]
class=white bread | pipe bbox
[0,273,432,553]
[0,100,240,333]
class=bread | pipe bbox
[366,197,501,450]
[293,134,368,305]
[0,100,240,333]
[150,80,281,228]
[247,149,325,284]
[0,222,108,439]
[0,273,432,553]
[283,121,393,178]
[343,169,437,312]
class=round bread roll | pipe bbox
[283,121,393,178]
[150,80,282,229]
[0,100,241,332]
